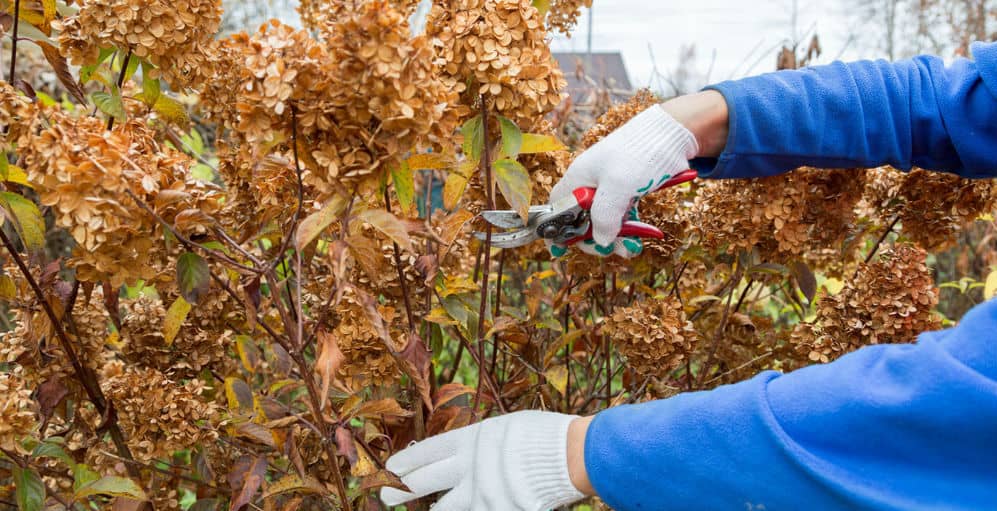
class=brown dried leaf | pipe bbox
[314,330,344,410]
[35,41,87,105]
[227,455,267,511]
[357,398,413,420]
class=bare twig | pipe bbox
[864,214,901,265]
[7,0,19,83]
[107,48,132,131]
[473,95,496,414]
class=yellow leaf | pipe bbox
[262,474,327,499]
[357,209,412,252]
[406,152,452,170]
[436,209,475,249]
[350,443,377,477]
[985,269,997,300]
[443,160,477,210]
[0,191,44,252]
[235,335,260,373]
[5,165,32,189]
[42,0,56,23]
[357,398,413,419]
[520,133,566,154]
[823,278,845,295]
[526,269,557,285]
[391,160,415,215]
[544,365,568,396]
[225,377,255,414]
[152,94,190,126]
[424,307,458,326]
[295,193,348,250]
[162,297,191,347]
[494,158,532,223]
[0,274,14,300]
[104,330,123,350]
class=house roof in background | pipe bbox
[553,51,633,103]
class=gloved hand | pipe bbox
[380,410,585,511]
[548,104,699,258]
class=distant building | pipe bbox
[553,52,634,105]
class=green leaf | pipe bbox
[985,269,997,300]
[460,114,484,163]
[92,89,125,121]
[151,94,190,126]
[176,252,210,304]
[520,133,566,154]
[357,209,412,252]
[32,441,73,467]
[140,62,161,106]
[0,152,8,180]
[497,116,522,160]
[163,297,192,346]
[123,53,140,83]
[0,191,45,252]
[74,476,148,502]
[72,463,99,493]
[295,194,348,250]
[391,160,415,214]
[14,466,44,511]
[493,158,532,223]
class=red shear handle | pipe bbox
[564,221,664,246]
[571,169,698,210]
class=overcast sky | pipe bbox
[548,0,867,91]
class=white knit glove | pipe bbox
[380,411,585,511]
[548,104,699,258]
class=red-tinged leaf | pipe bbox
[36,377,68,423]
[335,426,358,464]
[354,287,392,346]
[35,41,87,105]
[111,497,148,511]
[414,254,438,286]
[314,329,344,410]
[398,332,433,410]
[493,158,532,223]
[360,470,410,492]
[176,252,210,304]
[227,455,267,511]
[790,260,817,303]
[485,316,519,339]
[295,194,348,250]
[189,498,219,511]
[357,209,412,252]
[13,78,35,100]
[102,281,121,330]
[433,383,474,408]
[356,398,413,419]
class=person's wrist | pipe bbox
[660,90,729,157]
[567,415,596,497]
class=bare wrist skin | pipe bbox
[660,90,730,157]
[567,415,596,496]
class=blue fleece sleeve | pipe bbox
[691,41,997,179]
[584,299,997,510]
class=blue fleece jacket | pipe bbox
[585,42,997,510]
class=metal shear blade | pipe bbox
[480,206,553,229]
[474,228,539,249]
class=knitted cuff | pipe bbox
[512,411,587,510]
[621,104,700,161]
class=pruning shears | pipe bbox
[475,169,699,249]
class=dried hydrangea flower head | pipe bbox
[56,0,222,88]
[793,243,941,364]
[603,295,698,378]
[863,167,997,250]
[0,369,36,451]
[544,0,593,34]
[427,0,567,126]
[18,112,221,287]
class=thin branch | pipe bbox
[8,0,19,83]
[263,105,306,275]
[473,95,496,414]
[107,48,132,131]
[384,187,415,331]
[696,268,742,389]
[864,214,901,264]
[0,229,138,473]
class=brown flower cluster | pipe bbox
[203,3,459,201]
[863,167,997,250]
[689,168,867,266]
[119,294,232,378]
[99,366,219,462]
[603,295,697,378]
[427,0,566,126]
[792,243,941,364]
[333,291,400,388]
[18,112,222,287]
[56,0,222,88]
[0,369,36,451]
[0,81,36,145]
[545,0,593,34]
[580,89,660,149]
[635,185,690,268]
